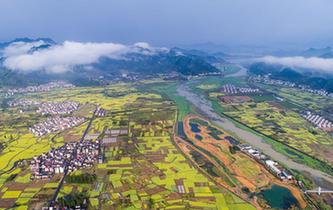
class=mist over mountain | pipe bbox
[250,46,333,83]
[249,62,333,92]
[0,38,224,87]
[0,37,55,49]
[301,47,333,58]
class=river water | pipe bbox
[225,64,248,77]
[177,84,333,186]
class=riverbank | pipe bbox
[176,83,333,186]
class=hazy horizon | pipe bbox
[1,0,333,49]
[2,0,333,74]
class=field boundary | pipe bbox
[219,110,333,176]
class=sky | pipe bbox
[1,0,333,48]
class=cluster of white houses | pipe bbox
[9,99,80,115]
[251,75,296,88]
[252,75,333,97]
[30,140,100,180]
[303,111,333,132]
[239,144,293,181]
[187,71,222,79]
[221,84,260,95]
[299,86,332,97]
[2,81,75,96]
[37,101,79,115]
[30,116,85,137]
[96,108,107,117]
[8,99,40,107]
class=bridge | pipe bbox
[305,187,333,195]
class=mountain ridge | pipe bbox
[249,62,333,92]
[0,38,225,87]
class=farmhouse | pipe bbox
[265,160,281,175]
[221,84,260,95]
[239,144,293,181]
[96,108,107,117]
[303,111,333,132]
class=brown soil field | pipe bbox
[184,115,271,189]
[178,114,307,209]
[220,96,253,104]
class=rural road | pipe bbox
[177,83,333,187]
[49,106,98,205]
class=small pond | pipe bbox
[189,122,201,133]
[260,184,299,209]
[195,134,203,141]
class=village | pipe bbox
[1,81,75,97]
[250,75,296,88]
[251,75,333,97]
[29,124,130,180]
[303,111,333,132]
[8,99,40,107]
[29,116,85,137]
[30,140,101,180]
[36,101,80,115]
[9,99,80,115]
[221,84,260,95]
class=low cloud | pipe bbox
[259,56,333,73]
[3,40,46,57]
[2,41,156,73]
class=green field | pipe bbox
[137,81,193,120]
[56,82,254,209]
[0,81,255,209]
[255,83,333,112]
[223,102,333,167]
[190,76,333,177]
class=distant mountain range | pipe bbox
[0,38,226,87]
[0,37,55,49]
[301,46,333,58]
[249,62,333,92]
[93,47,224,76]
[248,45,333,92]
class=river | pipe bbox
[177,83,333,187]
[225,64,248,77]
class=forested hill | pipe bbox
[0,38,226,87]
[249,62,333,92]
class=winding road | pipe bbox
[177,83,333,187]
